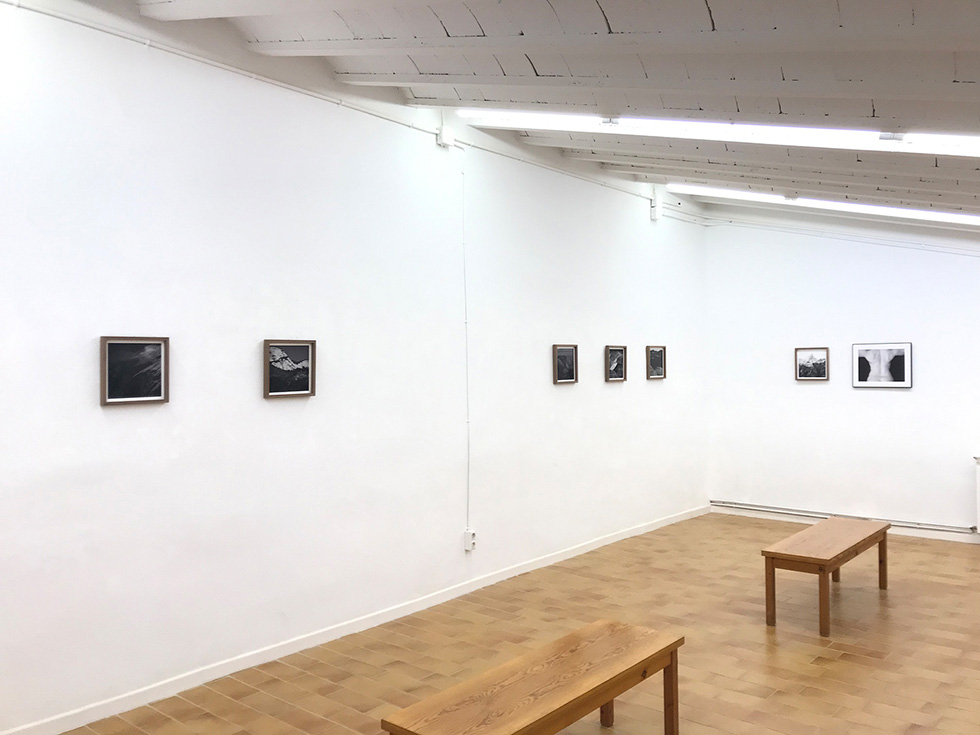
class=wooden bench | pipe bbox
[762,516,890,637]
[381,620,685,735]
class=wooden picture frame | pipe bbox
[795,347,829,381]
[265,340,316,398]
[852,342,911,388]
[605,345,627,382]
[553,344,578,384]
[646,345,666,379]
[100,336,169,406]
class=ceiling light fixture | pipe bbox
[455,109,980,158]
[665,183,980,228]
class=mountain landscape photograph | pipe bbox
[796,348,828,380]
[266,342,314,396]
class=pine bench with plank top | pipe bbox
[380,620,685,735]
[762,516,890,637]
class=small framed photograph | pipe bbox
[795,347,829,381]
[646,346,666,379]
[605,345,627,382]
[852,342,912,388]
[100,336,169,406]
[265,340,316,398]
[553,344,578,384]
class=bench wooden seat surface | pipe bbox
[762,517,890,637]
[762,516,890,565]
[381,620,684,735]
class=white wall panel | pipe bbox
[463,153,710,569]
[0,6,708,734]
[1,5,468,731]
[702,217,980,527]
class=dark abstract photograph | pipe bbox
[553,344,577,384]
[605,346,626,382]
[101,337,169,405]
[647,346,666,379]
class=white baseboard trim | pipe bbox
[710,502,980,544]
[3,504,710,735]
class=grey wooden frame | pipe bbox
[605,345,627,382]
[553,344,578,384]
[795,347,829,381]
[264,339,316,398]
[646,345,666,380]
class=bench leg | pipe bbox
[818,569,830,637]
[832,567,840,583]
[878,535,888,590]
[663,648,679,735]
[765,557,776,626]
[600,701,614,727]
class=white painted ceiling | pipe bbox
[136,0,980,216]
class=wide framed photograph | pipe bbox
[265,340,316,398]
[552,344,578,384]
[646,345,666,379]
[100,336,169,406]
[852,342,912,388]
[605,345,627,382]
[795,347,829,381]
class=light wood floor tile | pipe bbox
[72,514,979,735]
[86,719,143,735]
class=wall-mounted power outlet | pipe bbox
[463,528,477,552]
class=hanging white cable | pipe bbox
[459,144,472,534]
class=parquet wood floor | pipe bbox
[68,514,980,735]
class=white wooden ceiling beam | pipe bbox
[624,167,980,206]
[571,154,976,189]
[249,31,980,57]
[406,98,980,135]
[561,148,980,179]
[406,99,980,135]
[598,162,974,198]
[522,135,980,169]
[335,73,979,103]
[138,0,437,21]
[644,179,980,215]
[625,169,980,209]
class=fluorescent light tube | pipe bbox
[456,109,980,158]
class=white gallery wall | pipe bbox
[0,6,707,734]
[702,213,980,528]
[1,6,465,730]
[463,152,709,570]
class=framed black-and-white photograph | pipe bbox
[100,336,169,406]
[605,345,627,382]
[795,347,829,381]
[553,344,578,384]
[852,342,911,388]
[265,340,316,398]
[646,345,666,379]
